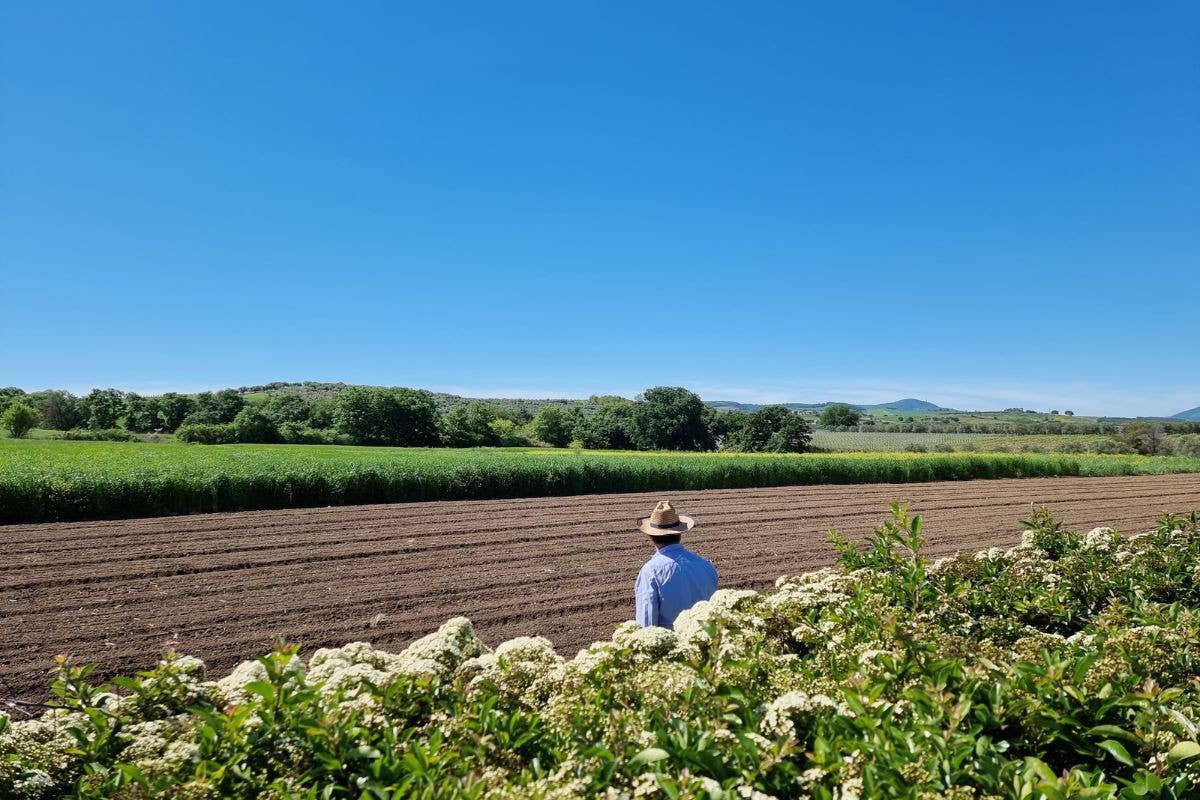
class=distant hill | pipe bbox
[1174,406,1200,421]
[704,398,948,414]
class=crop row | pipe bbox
[3,438,1200,523]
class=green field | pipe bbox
[3,438,1200,524]
[811,431,1136,453]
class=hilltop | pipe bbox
[704,398,948,414]
[1175,406,1200,421]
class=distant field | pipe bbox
[812,431,991,450]
[811,431,1129,452]
[3,438,1199,523]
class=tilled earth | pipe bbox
[3,473,1199,700]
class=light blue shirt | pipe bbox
[635,543,719,629]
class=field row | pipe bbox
[4,438,1200,523]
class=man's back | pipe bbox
[635,543,718,629]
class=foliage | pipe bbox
[122,393,163,433]
[27,390,85,430]
[84,388,124,430]
[439,402,526,447]
[532,405,574,447]
[3,439,1200,523]
[1124,423,1167,455]
[1,401,40,438]
[333,387,441,447]
[630,386,714,451]
[732,405,814,453]
[183,389,246,426]
[157,392,195,432]
[231,407,282,444]
[6,510,1200,798]
[573,396,636,449]
[818,402,861,428]
[176,423,238,445]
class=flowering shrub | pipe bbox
[4,507,1200,799]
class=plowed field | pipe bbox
[4,473,1199,700]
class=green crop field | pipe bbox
[3,438,1200,524]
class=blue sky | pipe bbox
[2,2,1197,416]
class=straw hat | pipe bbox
[636,500,695,536]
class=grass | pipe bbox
[3,438,1200,524]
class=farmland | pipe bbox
[4,437,1200,523]
[3,482,1199,797]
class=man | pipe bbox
[634,500,718,629]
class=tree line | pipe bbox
[0,386,817,452]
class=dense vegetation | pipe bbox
[4,384,1195,454]
[3,439,1200,524]
[5,508,1200,798]
[0,386,817,454]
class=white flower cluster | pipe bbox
[458,635,563,703]
[760,691,844,739]
[307,617,487,697]
[1082,526,1120,553]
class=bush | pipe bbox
[279,422,343,445]
[231,407,281,444]
[931,442,954,452]
[1056,440,1086,453]
[1090,438,1134,455]
[176,423,238,444]
[1,401,39,438]
[6,508,1200,798]
[903,442,927,452]
[532,405,574,448]
[59,428,139,442]
[1168,435,1200,458]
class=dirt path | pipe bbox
[3,473,1198,699]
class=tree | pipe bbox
[727,405,813,453]
[84,388,124,429]
[334,387,440,446]
[232,407,281,443]
[124,393,164,432]
[29,390,84,430]
[1065,410,1075,416]
[1,401,39,438]
[158,393,195,432]
[262,394,314,426]
[573,397,636,449]
[765,413,813,452]
[532,405,573,447]
[440,402,504,447]
[706,408,750,449]
[818,403,861,428]
[1122,422,1165,455]
[629,387,713,451]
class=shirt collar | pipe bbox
[656,543,686,556]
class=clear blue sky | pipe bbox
[3,2,1197,416]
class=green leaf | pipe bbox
[1098,739,1135,766]
[1167,740,1200,764]
[1088,724,1139,743]
[630,747,669,766]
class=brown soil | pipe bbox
[3,473,1199,700]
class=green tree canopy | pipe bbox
[629,387,713,451]
[1,401,40,438]
[334,387,440,446]
[158,393,195,432]
[818,403,861,428]
[84,388,125,429]
[532,405,573,447]
[232,407,282,443]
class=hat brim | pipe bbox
[636,514,695,535]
